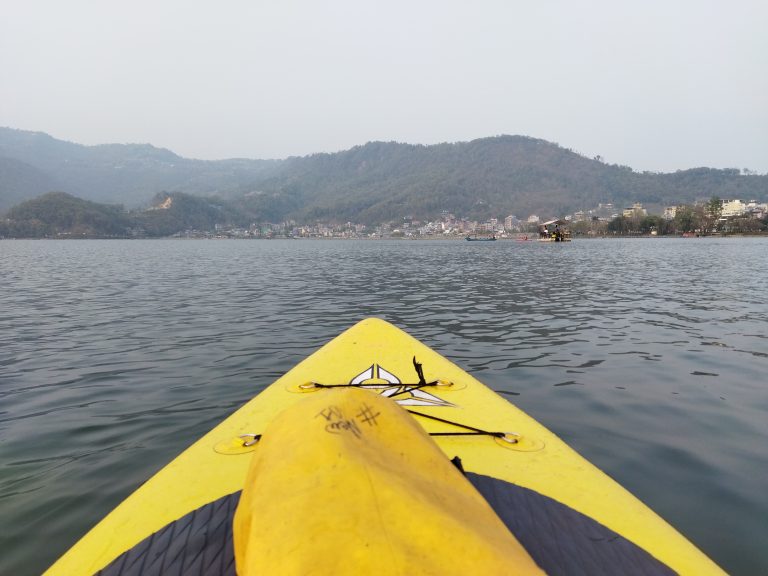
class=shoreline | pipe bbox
[3,233,768,241]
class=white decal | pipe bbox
[347,365,454,407]
[377,366,401,384]
[350,365,375,385]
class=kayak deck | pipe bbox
[46,318,723,575]
[93,476,677,575]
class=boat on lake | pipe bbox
[465,233,497,241]
[537,219,571,242]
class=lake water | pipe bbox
[1,237,766,575]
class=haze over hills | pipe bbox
[0,128,279,212]
[1,127,766,223]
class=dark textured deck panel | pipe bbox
[95,474,676,575]
[466,472,676,575]
[95,492,239,576]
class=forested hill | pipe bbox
[0,191,237,238]
[259,137,767,222]
[0,128,279,212]
[1,127,766,223]
[2,192,132,237]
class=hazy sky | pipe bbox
[2,0,767,172]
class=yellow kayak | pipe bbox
[45,318,724,575]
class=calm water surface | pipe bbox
[1,238,766,575]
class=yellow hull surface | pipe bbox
[45,318,724,575]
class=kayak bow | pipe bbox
[45,318,723,575]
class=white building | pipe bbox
[622,203,647,218]
[662,206,678,220]
[721,199,746,217]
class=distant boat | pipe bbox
[465,233,497,241]
[537,219,571,242]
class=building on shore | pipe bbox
[623,203,647,218]
[662,206,678,220]
[721,199,747,217]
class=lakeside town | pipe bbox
[176,198,768,240]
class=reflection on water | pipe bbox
[1,238,766,575]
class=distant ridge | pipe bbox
[2,191,132,237]
[1,127,766,222]
[0,191,239,238]
[0,127,278,212]
[0,155,64,209]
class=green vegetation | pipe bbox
[1,192,131,237]
[135,192,240,237]
[703,196,723,234]
[595,198,767,236]
[0,191,241,238]
[251,139,768,225]
[4,190,765,239]
[674,205,698,233]
[605,214,669,235]
[2,190,766,239]
[0,128,279,212]
[2,128,767,225]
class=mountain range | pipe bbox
[1,127,766,223]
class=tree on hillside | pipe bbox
[4,192,131,237]
[607,216,632,234]
[639,214,668,234]
[570,216,607,236]
[674,206,697,234]
[725,215,767,234]
[701,196,723,234]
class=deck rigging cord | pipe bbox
[244,357,518,446]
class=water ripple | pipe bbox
[0,238,766,575]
